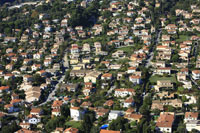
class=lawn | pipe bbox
[149,74,177,83]
[65,121,82,129]
[176,35,189,42]
[118,46,135,53]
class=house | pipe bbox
[52,127,64,133]
[153,61,166,68]
[65,83,78,92]
[0,86,9,93]
[23,75,33,82]
[94,108,109,119]
[4,73,14,80]
[127,67,137,74]
[114,88,135,97]
[177,73,186,82]
[52,109,61,117]
[80,101,92,108]
[27,114,41,124]
[4,104,15,113]
[123,97,134,108]
[156,67,171,75]
[11,93,19,100]
[100,129,120,133]
[129,75,142,84]
[124,113,142,122]
[15,129,38,133]
[70,70,90,77]
[184,112,198,123]
[192,70,200,80]
[117,72,126,80]
[101,73,112,80]
[33,53,42,60]
[52,100,63,109]
[71,44,79,55]
[112,50,125,59]
[6,64,13,71]
[83,84,94,96]
[151,101,164,111]
[30,108,42,117]
[162,35,170,41]
[23,59,32,65]
[108,110,124,121]
[39,13,49,20]
[36,70,47,77]
[186,120,200,132]
[19,122,31,129]
[44,59,52,67]
[109,64,122,70]
[70,107,84,121]
[154,80,173,91]
[104,100,114,107]
[25,87,41,103]
[10,99,21,106]
[64,127,79,133]
[152,99,182,109]
[156,112,175,133]
[94,42,102,54]
[84,71,101,83]
[4,37,17,43]
[180,68,189,75]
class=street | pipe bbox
[38,51,69,106]
[145,29,162,68]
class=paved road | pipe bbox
[106,86,116,97]
[63,52,69,68]
[38,52,68,106]
[145,29,162,68]
[8,1,39,10]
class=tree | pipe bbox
[197,95,200,110]
[33,74,45,86]
[81,111,96,133]
[60,105,70,118]
[175,122,186,133]
[139,104,150,116]
[1,121,20,133]
[109,116,128,131]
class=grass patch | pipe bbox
[118,46,135,53]
[176,35,189,42]
[149,74,176,83]
[65,121,82,129]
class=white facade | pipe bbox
[192,71,200,80]
[157,127,172,133]
[108,110,123,121]
[129,77,141,84]
[186,120,200,132]
[114,89,135,98]
[28,117,40,125]
[70,108,84,121]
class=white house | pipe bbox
[186,120,200,132]
[33,53,42,60]
[184,112,198,123]
[114,88,135,98]
[127,67,137,74]
[156,67,171,75]
[192,70,200,80]
[70,107,84,121]
[108,110,124,121]
[52,109,61,117]
[27,115,41,124]
[156,112,174,133]
[123,98,134,108]
[129,75,142,84]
